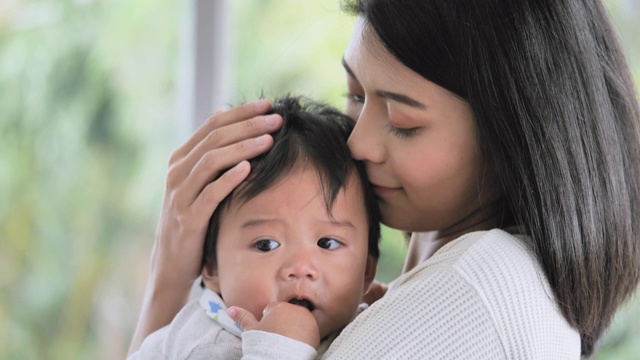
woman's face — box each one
[344,17,499,233]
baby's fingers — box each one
[254,302,320,348]
[227,306,258,332]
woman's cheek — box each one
[345,103,362,122]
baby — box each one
[129,95,381,359]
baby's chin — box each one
[318,305,364,339]
[316,314,355,340]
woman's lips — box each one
[371,183,402,196]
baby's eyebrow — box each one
[240,218,356,230]
[321,219,357,230]
[240,218,282,229]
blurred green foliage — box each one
[0,0,638,358]
[0,0,178,358]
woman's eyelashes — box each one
[345,92,365,105]
[385,123,420,138]
[346,92,420,138]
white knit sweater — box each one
[242,229,581,359]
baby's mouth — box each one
[288,297,316,312]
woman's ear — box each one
[201,263,221,293]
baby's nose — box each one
[281,248,318,281]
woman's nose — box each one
[347,111,385,164]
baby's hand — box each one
[228,302,320,349]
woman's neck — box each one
[402,202,508,274]
[402,232,440,273]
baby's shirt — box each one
[128,289,243,360]
[199,288,243,337]
[128,288,341,360]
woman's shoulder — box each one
[446,228,539,277]
[396,229,553,305]
[326,229,579,358]
[385,228,581,358]
[410,229,540,276]
[395,229,537,286]
[441,229,552,302]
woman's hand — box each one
[228,303,321,349]
[128,100,283,355]
[152,99,283,304]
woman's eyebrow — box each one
[375,90,426,110]
[342,57,426,111]
[342,57,357,80]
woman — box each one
[129,0,640,358]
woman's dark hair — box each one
[202,95,381,273]
[344,0,640,355]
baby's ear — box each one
[201,264,221,293]
[363,255,378,292]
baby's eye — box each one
[317,238,343,250]
[253,239,280,252]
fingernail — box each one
[232,161,248,173]
[227,307,238,318]
[255,135,268,146]
[265,115,279,127]
[255,99,270,111]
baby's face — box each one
[203,165,375,339]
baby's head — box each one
[201,95,380,339]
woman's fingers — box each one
[174,134,274,210]
[155,100,281,279]
[173,100,272,160]
[190,134,275,192]
[167,110,283,193]
[130,101,280,355]
[180,114,282,182]
[190,160,251,224]
[161,162,251,281]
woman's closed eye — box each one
[345,92,365,105]
[317,237,343,250]
[385,123,420,138]
[253,239,280,252]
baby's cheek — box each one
[251,305,265,321]
[222,286,269,322]
[238,296,270,322]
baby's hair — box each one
[202,95,381,273]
